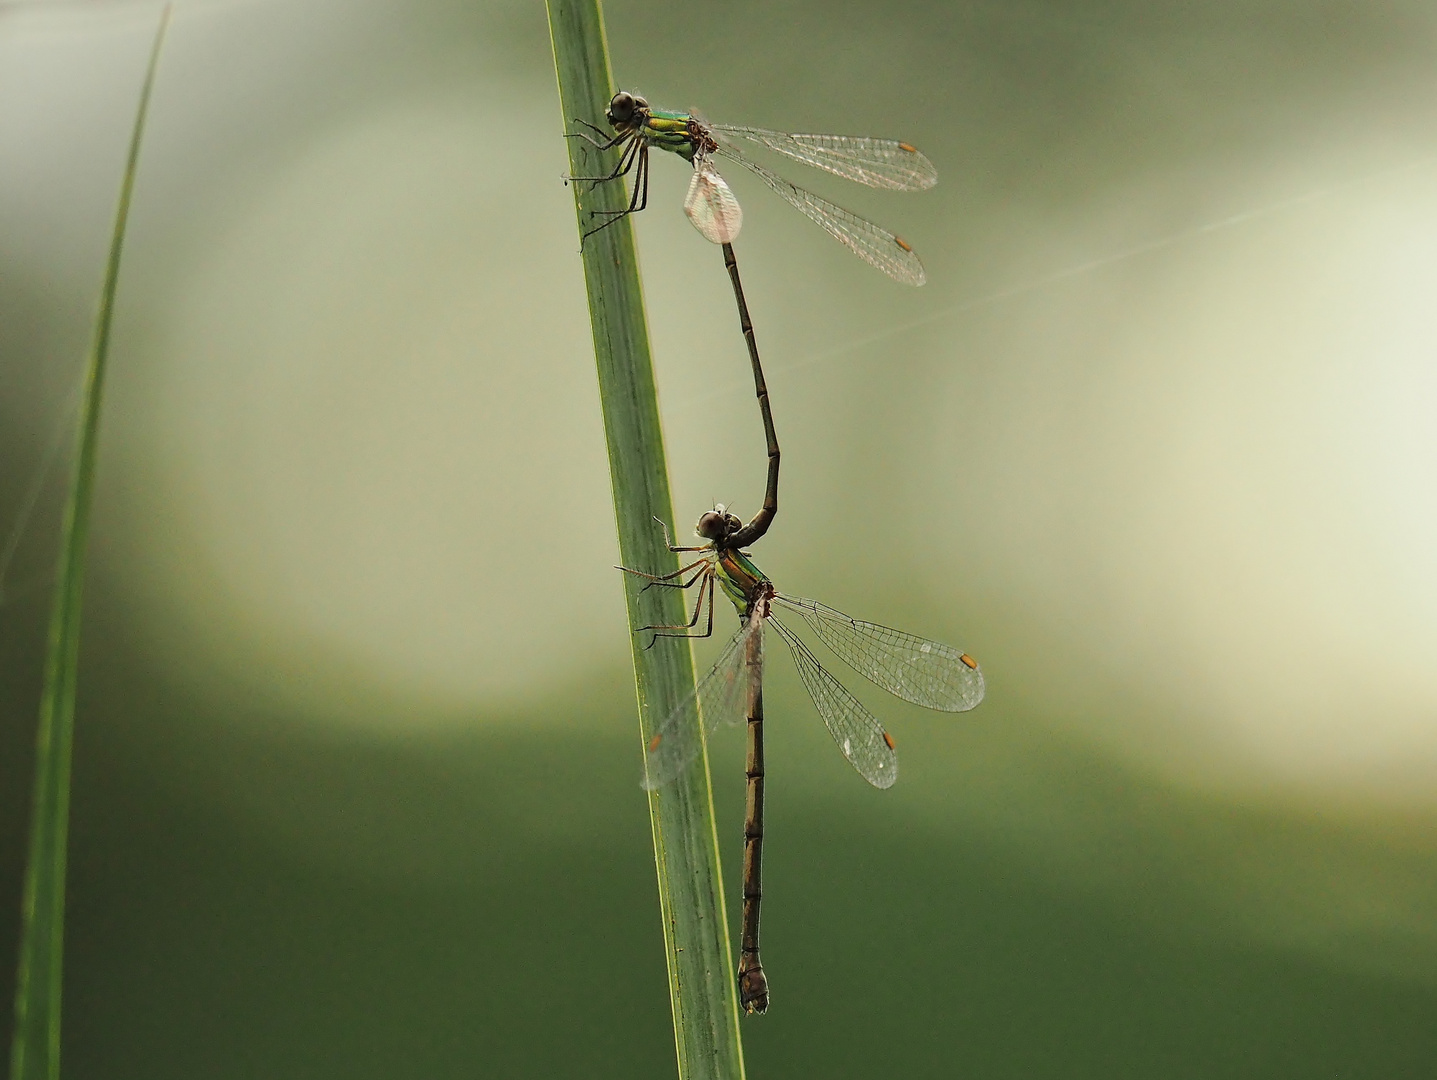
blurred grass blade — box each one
[545,3,747,1078]
[8,9,170,1079]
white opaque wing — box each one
[712,125,938,191]
[683,159,743,244]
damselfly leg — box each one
[619,556,712,592]
[565,125,652,242]
[564,116,625,150]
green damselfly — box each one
[622,506,985,1014]
[568,91,937,285]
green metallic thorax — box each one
[716,547,769,615]
[638,108,699,162]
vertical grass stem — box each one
[545,3,747,1078]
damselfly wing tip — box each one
[891,235,928,286]
[896,143,939,189]
[639,736,668,792]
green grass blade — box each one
[545,4,747,1078]
[8,9,171,1079]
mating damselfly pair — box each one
[569,90,983,1015]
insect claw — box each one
[651,515,676,548]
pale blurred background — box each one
[2,0,1436,1076]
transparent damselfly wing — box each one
[641,613,760,790]
[769,616,898,789]
[708,138,927,285]
[710,126,937,192]
[773,594,985,713]
[684,156,744,243]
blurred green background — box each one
[4,0,1437,1076]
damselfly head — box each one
[695,510,729,540]
[606,91,647,128]
[695,507,742,541]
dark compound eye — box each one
[608,91,634,120]
[696,511,728,539]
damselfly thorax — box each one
[607,93,718,162]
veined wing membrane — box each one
[712,142,927,286]
[712,126,937,191]
[774,594,985,713]
[770,616,897,789]
[684,157,744,243]
[641,615,758,790]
